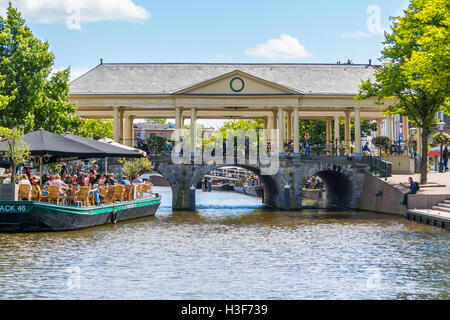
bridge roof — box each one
[70,63,379,96]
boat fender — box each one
[111,209,118,224]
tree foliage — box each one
[146,119,167,124]
[0,4,84,134]
[119,157,154,179]
[372,136,392,154]
[357,0,450,184]
[0,127,29,183]
[77,119,113,140]
[431,132,450,147]
[147,135,167,155]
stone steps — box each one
[432,206,450,213]
[444,200,450,204]
[437,203,450,209]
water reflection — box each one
[0,186,448,300]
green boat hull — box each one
[0,197,161,232]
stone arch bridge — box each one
[152,156,371,211]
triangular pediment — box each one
[172,70,303,95]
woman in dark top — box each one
[443,145,448,172]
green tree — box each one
[146,119,167,124]
[147,136,167,155]
[219,119,264,137]
[119,157,154,179]
[357,0,450,184]
[0,127,29,183]
[0,4,84,134]
[77,119,113,140]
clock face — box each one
[230,77,245,92]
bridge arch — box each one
[300,163,356,208]
[192,164,280,208]
[153,160,281,210]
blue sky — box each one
[1,0,411,81]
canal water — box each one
[0,186,448,300]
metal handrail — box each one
[367,155,389,181]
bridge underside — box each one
[153,157,368,211]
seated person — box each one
[402,177,419,205]
[42,175,55,195]
[133,174,144,184]
[109,173,118,185]
[104,175,115,186]
[51,174,68,196]
[2,174,11,184]
[18,174,31,186]
[77,174,90,187]
[91,173,103,186]
[64,176,73,186]
[30,175,40,185]
[120,176,131,185]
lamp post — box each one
[436,122,446,173]
[409,127,418,157]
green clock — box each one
[230,77,245,92]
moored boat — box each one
[0,196,161,232]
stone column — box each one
[326,119,332,143]
[354,108,361,153]
[113,106,120,142]
[377,119,382,137]
[334,116,340,143]
[119,109,124,143]
[278,107,285,155]
[175,107,182,146]
[287,110,293,141]
[387,115,393,140]
[129,116,134,147]
[344,111,351,148]
[123,115,131,147]
[293,107,300,155]
[403,116,409,142]
[267,115,273,143]
[190,107,197,156]
[273,109,278,130]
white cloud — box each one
[1,0,150,27]
[339,30,371,39]
[245,34,311,61]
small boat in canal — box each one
[0,195,161,232]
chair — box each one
[98,187,108,204]
[66,187,79,206]
[48,185,65,205]
[19,184,31,201]
[135,184,142,199]
[33,185,48,203]
[31,185,40,202]
[141,184,152,196]
[114,185,125,202]
[77,186,91,207]
[105,185,116,204]
[124,185,134,201]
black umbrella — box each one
[63,133,143,174]
[0,128,105,164]
[63,133,142,158]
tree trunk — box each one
[11,164,16,184]
[420,127,429,185]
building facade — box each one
[69,62,399,154]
